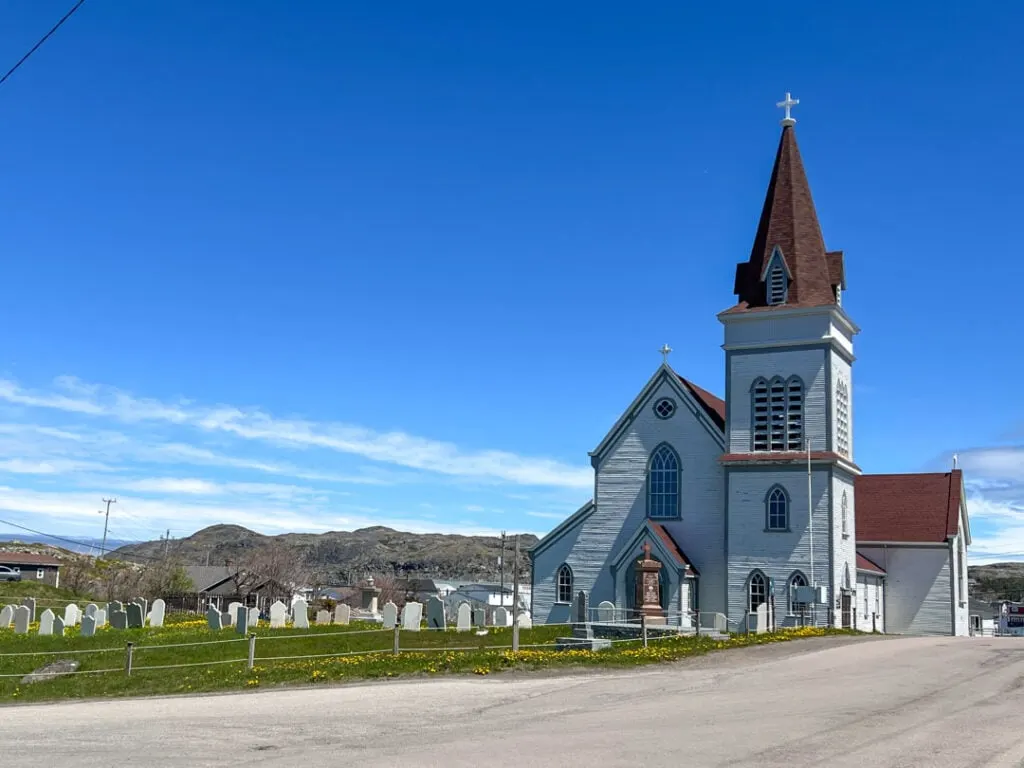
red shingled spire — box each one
[731,125,844,311]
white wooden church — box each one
[529,97,971,636]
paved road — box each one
[5,635,1024,767]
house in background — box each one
[181,565,300,612]
[0,552,63,587]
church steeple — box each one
[731,117,845,311]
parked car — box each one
[0,565,21,582]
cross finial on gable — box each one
[659,344,672,364]
[641,540,652,560]
[776,92,799,127]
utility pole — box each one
[512,534,520,650]
[162,529,171,560]
[499,531,506,607]
[98,498,116,559]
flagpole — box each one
[807,438,814,627]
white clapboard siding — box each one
[859,545,952,635]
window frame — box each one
[836,378,850,456]
[751,376,804,453]
[653,397,676,420]
[764,484,790,532]
[36,568,44,580]
[555,564,573,604]
[748,570,768,613]
[647,442,681,520]
[841,490,850,538]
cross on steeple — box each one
[777,92,799,127]
[659,344,673,364]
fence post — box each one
[247,633,257,670]
[393,625,400,655]
[641,614,648,648]
[124,642,134,677]
[695,611,701,637]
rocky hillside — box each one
[969,562,1024,604]
[112,525,539,584]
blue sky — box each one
[0,2,1021,561]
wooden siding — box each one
[722,311,854,359]
[533,377,727,624]
[726,468,832,629]
[858,545,953,635]
[831,470,857,627]
[830,350,853,458]
[951,533,969,636]
[728,348,828,454]
[855,573,884,632]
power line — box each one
[0,515,161,563]
[0,0,89,89]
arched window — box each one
[836,378,850,456]
[647,443,680,519]
[753,376,804,452]
[788,571,808,615]
[841,491,849,538]
[843,563,852,591]
[556,564,573,604]
[748,571,767,612]
[766,485,789,531]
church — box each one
[529,97,972,637]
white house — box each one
[529,101,971,637]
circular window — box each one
[654,398,676,419]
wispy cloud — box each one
[0,377,592,490]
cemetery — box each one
[0,589,849,703]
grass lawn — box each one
[0,582,86,610]
[0,612,857,704]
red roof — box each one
[0,552,62,566]
[649,523,700,576]
[677,376,725,430]
[729,126,842,312]
[856,552,886,575]
[856,471,963,543]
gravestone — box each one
[64,603,80,627]
[134,598,148,617]
[493,607,509,627]
[248,606,259,627]
[316,609,331,625]
[0,604,13,628]
[80,614,97,637]
[236,607,250,635]
[381,601,398,630]
[38,608,55,636]
[517,611,532,629]
[107,601,122,619]
[206,605,223,630]
[227,602,242,627]
[425,597,446,630]
[221,611,232,628]
[95,609,107,628]
[85,603,98,619]
[53,616,65,637]
[401,601,422,631]
[573,591,589,624]
[472,607,486,627]
[21,597,36,622]
[269,601,287,628]
[233,604,247,627]
[149,599,166,628]
[111,609,128,630]
[21,659,79,685]
[292,599,309,629]
[754,602,769,635]
[597,601,615,622]
[456,602,471,632]
[334,604,350,625]
[14,605,31,634]
[126,603,144,629]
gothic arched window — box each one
[556,564,573,604]
[752,376,804,452]
[836,378,850,456]
[766,485,789,531]
[748,571,767,612]
[841,491,849,538]
[647,443,680,519]
[788,571,808,615]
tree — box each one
[141,560,194,597]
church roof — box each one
[856,552,886,575]
[677,376,725,430]
[728,125,842,312]
[649,523,699,575]
[856,471,964,543]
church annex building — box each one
[529,102,971,637]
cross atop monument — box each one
[777,92,799,127]
[659,344,672,364]
[641,540,652,560]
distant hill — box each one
[112,525,540,583]
[0,534,137,556]
[970,562,1024,604]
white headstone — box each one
[38,608,55,636]
[382,601,398,629]
[248,606,259,627]
[597,600,615,622]
[269,601,287,629]
[401,601,423,631]
[292,599,309,629]
[0,605,13,628]
[493,607,509,627]
[755,602,769,635]
[517,611,532,629]
[84,603,98,619]
[456,602,471,632]
[227,602,242,626]
[334,604,350,625]
[95,608,107,628]
[13,605,31,634]
[64,603,80,626]
[316,609,331,625]
[149,598,166,628]
[80,614,97,637]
